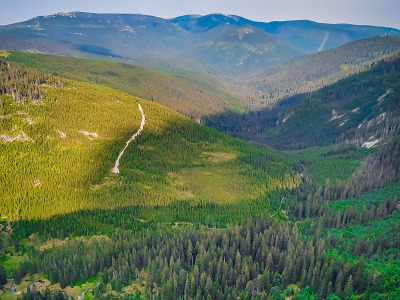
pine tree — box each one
[343,275,354,298]
[0,262,7,286]
[184,274,190,300]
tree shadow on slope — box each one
[9,190,285,240]
[202,92,309,150]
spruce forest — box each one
[0,10,399,300]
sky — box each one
[1,0,400,29]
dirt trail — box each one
[111,102,145,174]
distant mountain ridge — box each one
[1,12,399,75]
[171,14,400,53]
[181,25,301,74]
[236,36,400,104]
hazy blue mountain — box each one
[257,20,400,53]
[182,24,301,74]
[171,14,251,32]
[0,12,191,58]
[172,14,400,53]
[1,12,399,75]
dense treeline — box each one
[22,217,368,299]
[333,136,400,199]
[0,59,63,103]
[278,135,400,222]
[294,135,400,203]
[20,289,68,300]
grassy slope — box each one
[6,52,246,119]
[0,64,299,223]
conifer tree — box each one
[0,262,7,286]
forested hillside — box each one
[0,52,399,299]
[5,52,246,120]
[232,36,400,106]
[206,52,400,149]
[6,37,400,123]
[181,25,301,74]
[0,58,300,222]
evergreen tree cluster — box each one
[0,59,63,104]
[21,215,382,299]
[21,289,68,300]
[308,136,400,201]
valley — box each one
[0,10,399,300]
[206,52,400,150]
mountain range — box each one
[1,12,399,74]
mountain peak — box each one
[54,12,77,18]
